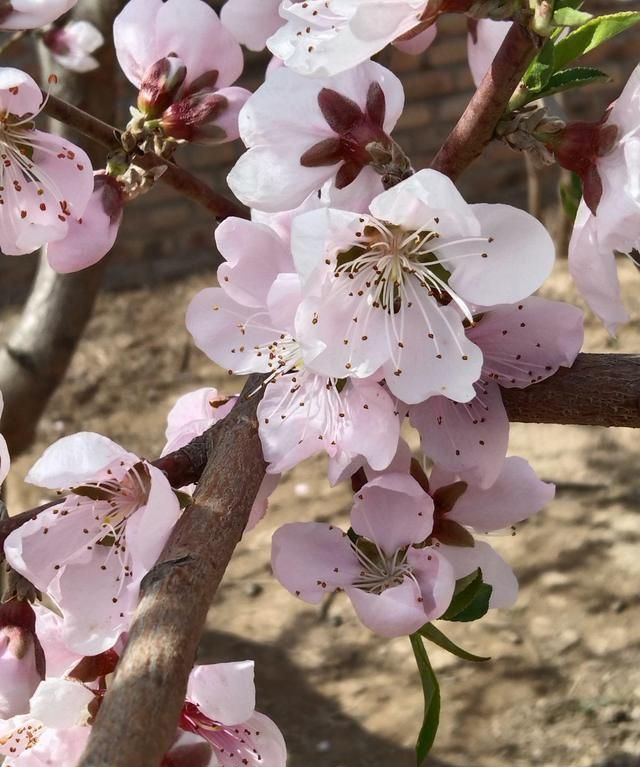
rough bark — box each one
[431,22,540,179]
[502,353,640,427]
[77,375,267,767]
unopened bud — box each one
[160,87,247,145]
[530,0,554,35]
[138,55,187,118]
[543,118,618,213]
[0,600,45,718]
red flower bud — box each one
[138,55,187,118]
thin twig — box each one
[42,93,249,221]
[0,29,28,57]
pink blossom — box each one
[0,678,93,764]
[429,458,555,607]
[466,19,511,86]
[114,0,250,144]
[42,20,104,73]
[568,64,640,333]
[0,390,9,485]
[272,473,456,636]
[162,387,279,529]
[4,432,181,655]
[220,0,282,51]
[227,61,405,212]
[292,169,555,404]
[0,68,93,256]
[32,606,81,679]
[46,174,124,273]
[186,217,401,478]
[2,726,90,767]
[0,0,77,30]
[267,0,430,77]
[179,662,287,767]
[409,297,584,487]
[0,601,44,719]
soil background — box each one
[3,259,640,767]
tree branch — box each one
[42,93,249,221]
[431,22,540,179]
[77,374,267,767]
[502,353,640,427]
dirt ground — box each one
[4,257,640,767]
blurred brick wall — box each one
[0,0,638,306]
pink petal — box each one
[29,679,93,729]
[186,288,282,375]
[409,380,509,489]
[187,661,255,726]
[25,432,132,489]
[46,175,123,273]
[246,472,280,531]
[369,169,479,239]
[469,297,584,387]
[271,522,360,603]
[0,0,77,30]
[4,505,101,594]
[163,388,236,456]
[125,465,181,573]
[351,474,433,555]
[393,24,437,55]
[447,456,555,532]
[3,726,90,766]
[51,552,134,655]
[568,200,630,334]
[0,68,43,115]
[33,605,80,678]
[444,203,555,306]
[345,580,428,637]
[220,0,283,51]
[467,20,511,87]
[407,546,457,619]
[216,218,294,308]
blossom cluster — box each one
[0,0,638,764]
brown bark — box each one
[502,353,640,427]
[431,23,540,179]
[77,375,267,767]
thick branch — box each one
[502,353,640,427]
[78,375,267,767]
[431,22,540,179]
[42,93,249,221]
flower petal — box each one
[271,522,359,603]
[187,661,255,726]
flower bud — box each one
[161,87,249,145]
[138,55,187,118]
[543,118,618,213]
[0,599,45,718]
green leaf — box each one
[523,39,556,93]
[450,582,492,622]
[553,7,593,27]
[554,12,640,70]
[441,568,493,623]
[441,568,483,619]
[539,66,611,99]
[420,623,491,663]
[410,634,441,766]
